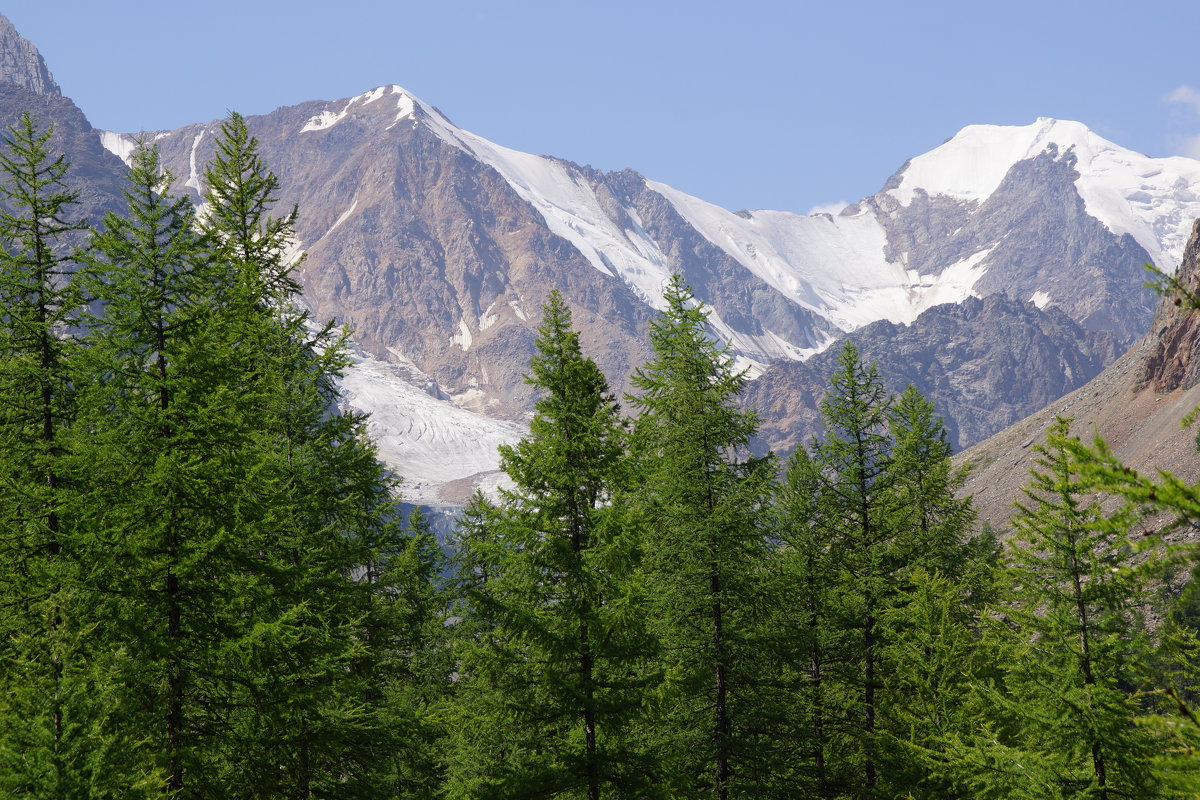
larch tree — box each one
[768,445,850,798]
[0,113,93,797]
[628,275,775,800]
[875,384,996,796]
[807,342,898,798]
[986,418,1162,800]
[445,291,655,799]
[72,140,234,797]
[195,111,413,798]
[774,351,994,799]
[885,385,978,580]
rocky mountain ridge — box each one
[0,15,58,97]
[101,84,1200,500]
[746,293,1117,453]
[958,218,1200,529]
[1,14,1198,505]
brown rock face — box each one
[0,82,127,231]
[149,98,655,420]
[745,294,1113,454]
[0,14,60,96]
[957,217,1200,529]
[1137,218,1200,393]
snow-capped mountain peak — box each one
[298,84,442,134]
[889,117,1200,269]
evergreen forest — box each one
[3,112,1200,799]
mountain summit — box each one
[0,14,60,96]
[0,7,1195,505]
[96,83,1200,503]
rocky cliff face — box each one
[0,15,59,97]
[958,219,1200,529]
[1137,218,1200,393]
[0,84,127,222]
[871,145,1157,348]
[746,294,1115,453]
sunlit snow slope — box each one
[104,87,1200,502]
[888,117,1200,270]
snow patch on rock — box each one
[183,130,205,194]
[338,347,526,505]
[452,318,473,350]
[98,130,138,166]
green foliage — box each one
[70,138,230,797]
[0,112,97,797]
[767,445,852,797]
[445,291,654,799]
[984,418,1163,799]
[629,275,775,799]
[0,114,431,798]
[887,386,978,579]
[799,343,899,797]
[192,113,416,797]
[774,345,989,799]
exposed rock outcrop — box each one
[0,83,127,235]
[957,218,1200,529]
[0,15,60,96]
[151,102,656,419]
[746,294,1114,454]
[1137,218,1200,393]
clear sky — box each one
[4,0,1199,215]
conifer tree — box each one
[376,507,453,798]
[876,567,993,798]
[70,121,416,796]
[874,385,996,795]
[629,275,774,800]
[72,140,234,796]
[768,446,851,798]
[985,418,1162,799]
[445,291,654,799]
[194,112,413,797]
[0,113,93,796]
[808,342,898,797]
[887,385,977,580]
[781,348,988,798]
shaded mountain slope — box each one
[746,293,1115,454]
[957,219,1200,529]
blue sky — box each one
[5,1,1200,214]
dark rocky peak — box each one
[1137,218,1200,393]
[0,14,60,96]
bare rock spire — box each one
[0,14,61,96]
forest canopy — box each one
[0,112,1197,799]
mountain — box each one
[0,16,126,235]
[122,95,1200,371]
[92,86,1200,501]
[958,218,1200,529]
[0,8,1189,504]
